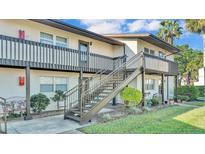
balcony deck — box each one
[0,35,178,76]
[144,53,178,76]
[0,35,124,73]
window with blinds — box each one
[144,48,155,55]
[40,77,54,92]
[145,79,155,90]
[56,36,68,48]
[40,76,68,92]
[40,32,53,45]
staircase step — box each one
[64,114,81,122]
[70,109,89,115]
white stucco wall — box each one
[194,67,205,86]
[0,67,83,111]
[0,19,123,58]
[109,37,175,102]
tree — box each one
[185,19,205,99]
[175,44,203,86]
[157,20,183,45]
[30,93,50,113]
[51,90,66,110]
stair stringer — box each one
[80,69,142,123]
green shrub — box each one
[195,86,204,97]
[196,97,205,101]
[177,86,199,101]
[151,95,162,106]
[51,90,66,110]
[145,99,152,107]
[120,87,142,106]
[178,95,190,102]
[30,93,50,113]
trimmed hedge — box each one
[178,95,190,102]
[177,86,199,101]
[195,86,204,97]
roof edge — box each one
[105,33,180,52]
[29,19,124,46]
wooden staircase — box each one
[64,52,143,123]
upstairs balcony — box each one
[144,53,178,76]
[0,35,124,73]
[0,35,178,76]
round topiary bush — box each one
[120,87,142,107]
[30,93,50,113]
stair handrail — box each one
[81,51,143,97]
[64,55,125,96]
[0,97,7,134]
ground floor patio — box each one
[4,102,205,134]
[6,107,114,134]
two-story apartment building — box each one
[105,34,179,103]
[0,19,179,122]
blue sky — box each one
[61,19,203,51]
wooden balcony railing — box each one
[0,35,124,72]
[0,35,178,75]
[144,53,178,75]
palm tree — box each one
[157,20,183,45]
[185,19,205,100]
[185,19,205,63]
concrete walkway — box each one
[7,115,91,134]
[7,107,115,134]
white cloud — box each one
[80,19,161,34]
[80,19,126,34]
[146,20,161,31]
[128,20,161,32]
[128,20,146,32]
[178,20,192,38]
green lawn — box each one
[80,105,205,134]
[185,101,205,107]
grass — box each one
[185,101,205,107]
[80,105,205,134]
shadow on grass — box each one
[79,105,205,134]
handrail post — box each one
[79,67,83,118]
[4,99,7,134]
[0,97,7,134]
[25,65,32,120]
[161,73,165,104]
[141,53,145,107]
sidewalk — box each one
[7,115,91,134]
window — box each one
[144,48,155,55]
[145,79,155,90]
[40,77,54,92]
[40,32,53,45]
[144,48,149,53]
[56,36,68,48]
[150,50,155,55]
[159,51,165,59]
[55,77,67,91]
[40,77,68,92]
